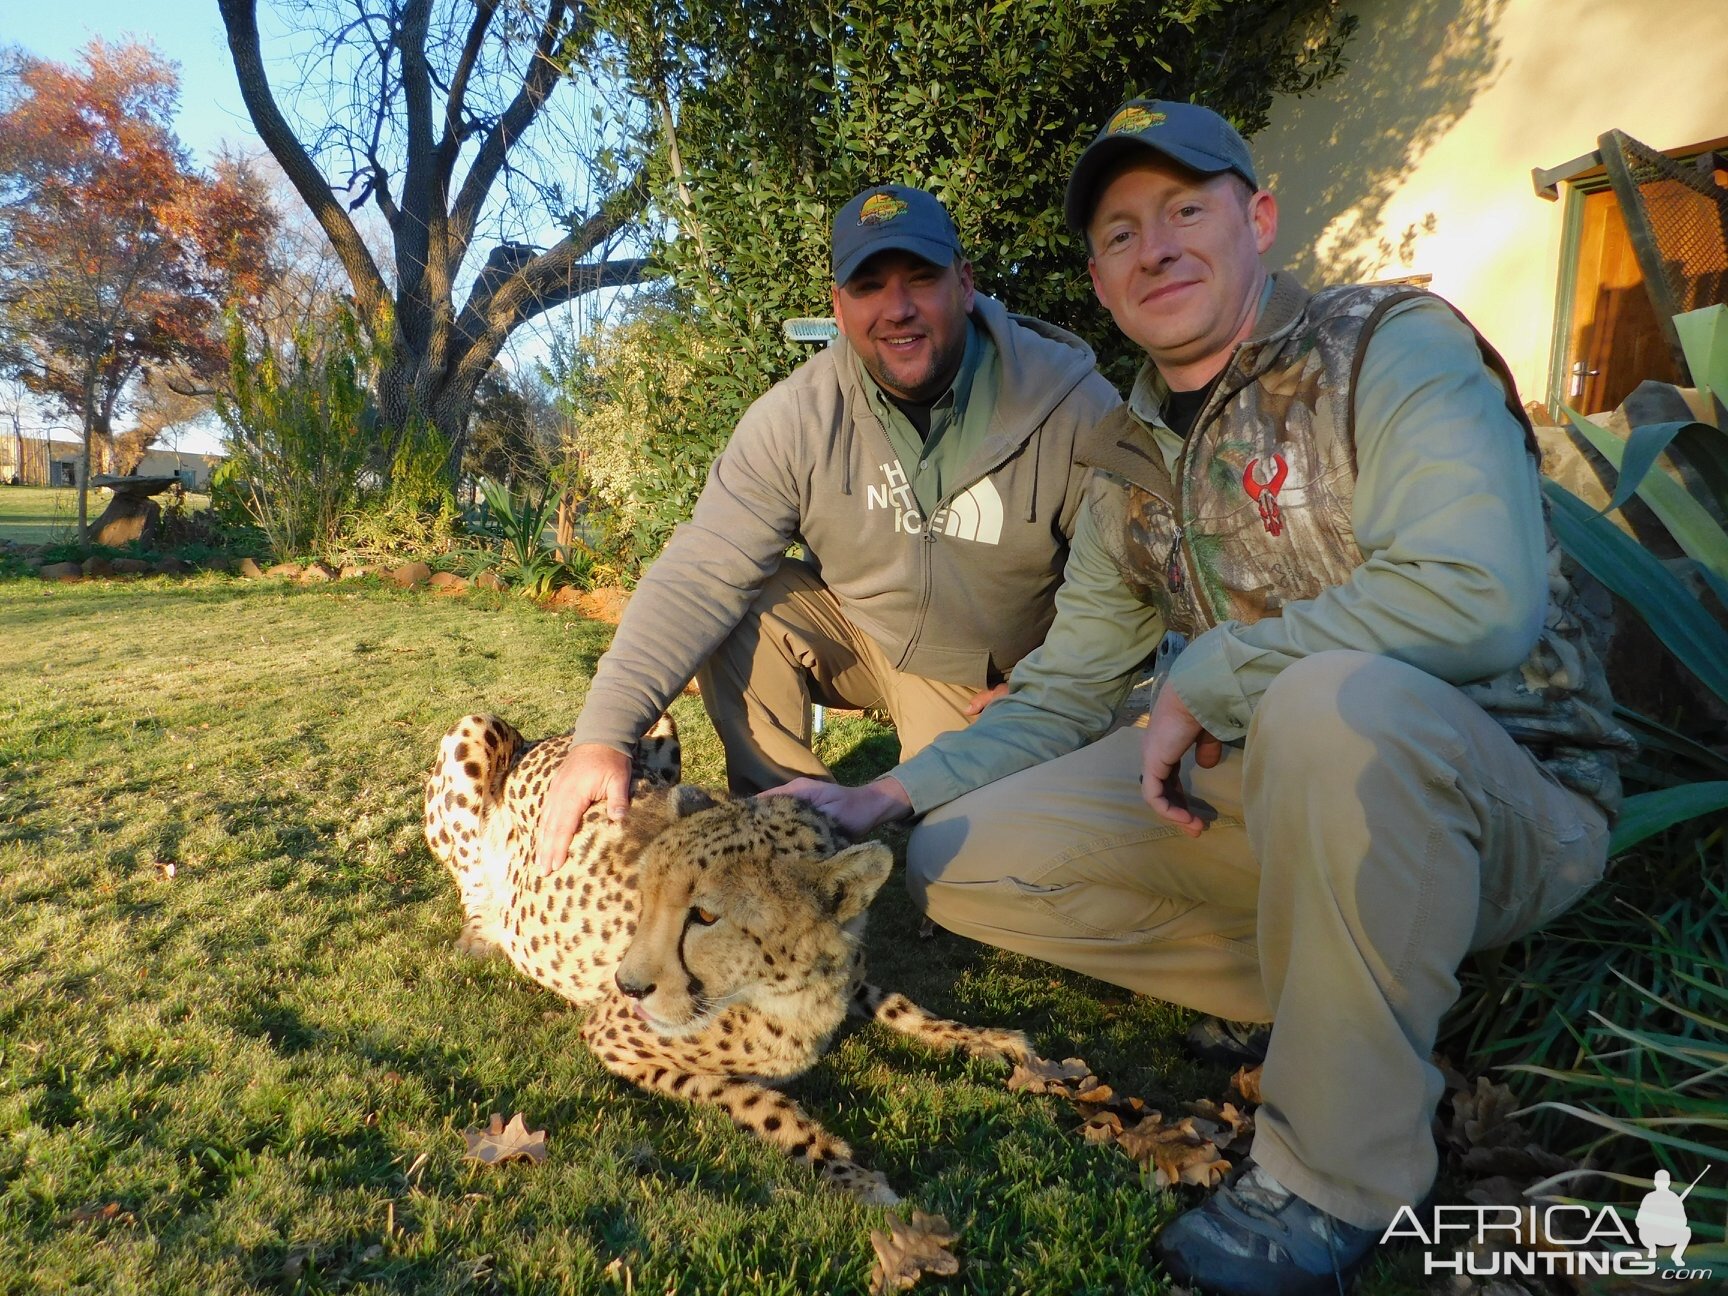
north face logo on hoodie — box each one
[867,462,1003,545]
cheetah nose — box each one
[614,971,655,1000]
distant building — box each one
[136,447,224,491]
[1,437,224,489]
[0,436,82,487]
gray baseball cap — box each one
[1064,99,1259,233]
[831,185,964,285]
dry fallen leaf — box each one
[1005,1055,1097,1097]
[1230,1065,1262,1106]
[1115,1114,1232,1189]
[462,1112,547,1166]
[153,859,176,880]
[67,1201,135,1226]
[1187,1099,1254,1150]
[1081,1111,1125,1144]
[1449,1077,1524,1154]
[869,1211,960,1294]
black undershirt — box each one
[1161,380,1215,440]
[885,392,936,439]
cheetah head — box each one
[612,791,892,1037]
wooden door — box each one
[1558,186,1680,416]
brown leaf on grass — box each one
[67,1201,135,1226]
[869,1211,960,1293]
[1449,1078,1525,1154]
[1230,1065,1262,1106]
[1005,1055,1097,1097]
[462,1112,547,1166]
[1187,1099,1254,1150]
[1115,1114,1232,1189]
[1081,1111,1125,1144]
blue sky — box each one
[9,3,262,166]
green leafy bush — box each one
[574,1,1355,573]
[215,310,377,559]
[216,307,459,562]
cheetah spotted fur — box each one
[424,713,1034,1204]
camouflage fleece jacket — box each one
[892,274,1635,816]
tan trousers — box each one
[695,558,982,795]
[905,650,1610,1229]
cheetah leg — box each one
[426,715,524,957]
[852,983,1034,1066]
[585,1030,898,1205]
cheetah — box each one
[424,713,1034,1204]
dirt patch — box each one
[545,585,632,624]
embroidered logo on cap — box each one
[1107,106,1165,135]
[858,192,909,225]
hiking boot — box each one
[1186,1016,1272,1068]
[1156,1162,1382,1296]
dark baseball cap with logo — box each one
[1064,99,1259,233]
[831,185,965,285]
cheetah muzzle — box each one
[425,713,1034,1205]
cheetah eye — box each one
[691,906,719,926]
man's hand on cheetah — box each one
[763,776,914,837]
[536,743,633,874]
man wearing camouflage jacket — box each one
[776,100,1634,1296]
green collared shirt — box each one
[857,319,1000,518]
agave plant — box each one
[1543,302,1728,848]
[475,475,592,596]
[1446,306,1728,1262]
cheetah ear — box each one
[666,785,717,818]
[821,842,893,924]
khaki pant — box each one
[906,650,1610,1229]
[695,558,982,795]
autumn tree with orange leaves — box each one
[0,40,276,541]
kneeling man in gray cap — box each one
[537,183,1119,871]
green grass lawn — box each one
[0,576,1432,1295]
[0,485,85,543]
[0,485,211,545]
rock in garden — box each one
[473,569,506,591]
[82,556,114,577]
[154,557,189,575]
[339,564,369,580]
[300,562,337,582]
[388,561,433,588]
[39,562,82,582]
[265,562,302,579]
[238,557,264,579]
[112,558,152,575]
[429,571,468,592]
[90,495,160,548]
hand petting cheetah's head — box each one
[612,791,892,1037]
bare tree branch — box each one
[217,0,388,320]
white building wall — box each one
[1254,0,1728,400]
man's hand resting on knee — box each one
[536,743,633,874]
[1141,684,1223,839]
[763,776,914,837]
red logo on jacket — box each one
[1242,455,1289,536]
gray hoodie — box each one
[570,292,1123,752]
